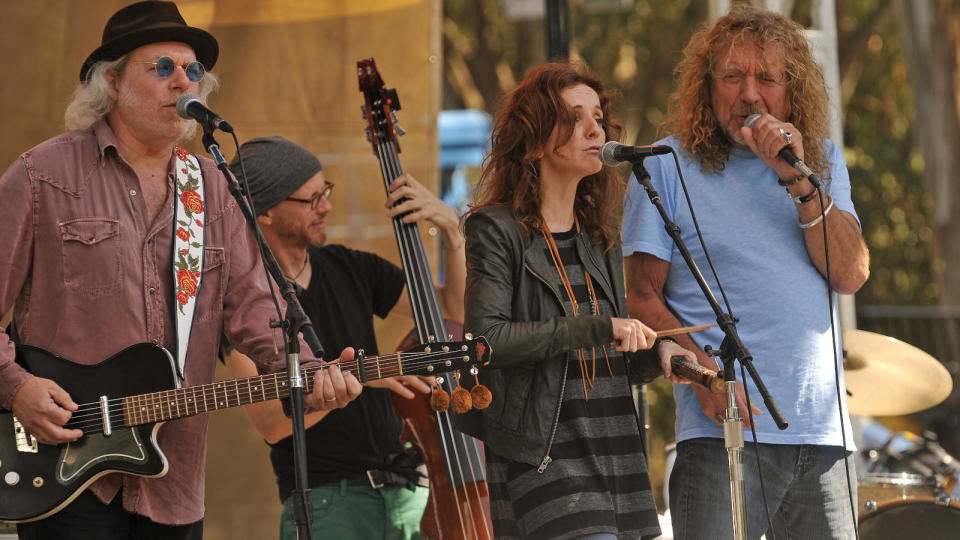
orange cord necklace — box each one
[541,218,613,399]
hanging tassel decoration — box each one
[451,372,473,413]
[429,376,450,412]
[469,366,492,409]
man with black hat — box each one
[221,136,465,540]
[0,3,359,539]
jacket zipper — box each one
[525,261,572,474]
[538,357,569,473]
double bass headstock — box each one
[357,58,404,151]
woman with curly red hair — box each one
[457,62,696,539]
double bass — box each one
[357,58,494,540]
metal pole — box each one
[545,0,570,61]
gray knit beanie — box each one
[229,136,323,215]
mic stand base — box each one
[723,381,749,540]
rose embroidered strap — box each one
[172,145,205,379]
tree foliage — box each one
[443,0,940,304]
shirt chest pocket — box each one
[195,246,226,322]
[58,218,121,296]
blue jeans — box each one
[669,438,857,540]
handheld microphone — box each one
[176,93,234,133]
[599,141,671,166]
[744,114,822,189]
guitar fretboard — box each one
[61,343,482,433]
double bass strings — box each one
[375,135,492,539]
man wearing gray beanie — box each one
[222,136,465,540]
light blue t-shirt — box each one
[622,135,856,449]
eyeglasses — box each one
[285,183,335,209]
[133,56,205,83]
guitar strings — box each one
[60,348,477,430]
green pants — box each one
[279,480,429,540]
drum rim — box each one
[859,495,960,520]
[859,472,932,486]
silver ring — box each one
[779,127,793,144]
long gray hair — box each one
[64,54,220,132]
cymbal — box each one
[843,329,952,416]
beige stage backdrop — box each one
[3,1,441,538]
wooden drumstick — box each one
[670,357,726,394]
[655,323,717,338]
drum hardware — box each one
[858,425,960,538]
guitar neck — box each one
[115,350,434,428]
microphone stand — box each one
[202,125,323,540]
[631,159,788,540]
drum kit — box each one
[843,329,960,538]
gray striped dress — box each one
[485,229,661,539]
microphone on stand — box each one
[176,93,234,133]
[599,141,672,166]
[744,113,822,189]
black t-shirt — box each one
[269,244,413,501]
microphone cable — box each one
[812,182,861,540]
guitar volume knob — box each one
[4,471,19,486]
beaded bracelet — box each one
[798,199,834,229]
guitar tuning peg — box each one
[427,335,436,343]
[395,126,406,136]
[464,333,473,340]
[360,105,367,119]
[364,127,372,142]
[448,334,454,340]
[390,112,398,123]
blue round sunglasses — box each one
[133,56,205,83]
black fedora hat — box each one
[79,1,219,82]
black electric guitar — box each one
[0,337,490,523]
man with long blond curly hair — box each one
[623,6,869,539]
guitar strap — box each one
[171,146,206,380]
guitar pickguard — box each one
[57,427,149,484]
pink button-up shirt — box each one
[0,119,314,524]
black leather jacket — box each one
[456,205,659,469]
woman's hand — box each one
[610,317,657,352]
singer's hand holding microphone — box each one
[741,113,823,189]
